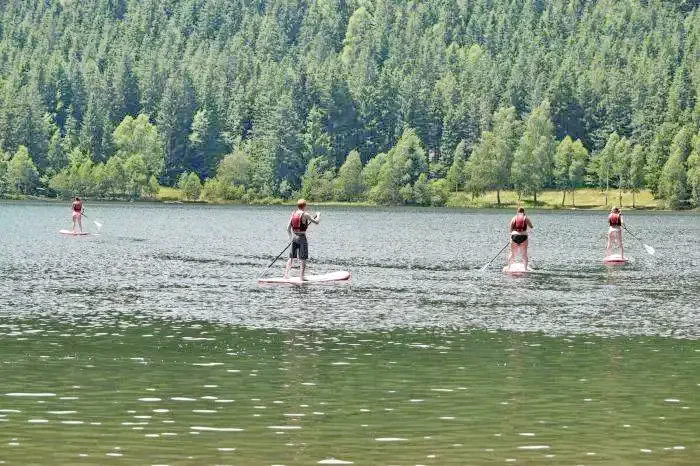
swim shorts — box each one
[290,234,308,260]
[511,234,528,245]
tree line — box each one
[0,0,698,208]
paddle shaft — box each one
[481,241,510,271]
[622,225,640,241]
[260,242,292,278]
[623,225,654,255]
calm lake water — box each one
[0,201,698,465]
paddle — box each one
[81,212,103,229]
[259,242,292,278]
[480,241,510,272]
[623,225,655,256]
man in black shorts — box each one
[284,199,320,280]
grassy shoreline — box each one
[443,188,661,210]
[159,187,668,211]
[5,188,695,211]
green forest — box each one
[0,0,698,208]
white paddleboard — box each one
[258,270,351,285]
[603,254,629,265]
[503,263,533,274]
[59,229,91,236]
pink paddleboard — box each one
[603,254,629,265]
[503,263,533,275]
[259,270,351,285]
[59,229,91,236]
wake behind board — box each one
[603,254,629,265]
[258,270,350,285]
[59,229,91,236]
[503,263,533,275]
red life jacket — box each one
[290,210,307,232]
[513,214,527,232]
[609,212,622,226]
[72,201,83,212]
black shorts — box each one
[511,234,528,245]
[290,235,308,260]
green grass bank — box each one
[157,187,662,211]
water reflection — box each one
[0,319,696,464]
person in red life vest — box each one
[284,199,320,280]
[508,207,534,269]
[71,197,84,233]
[606,206,624,258]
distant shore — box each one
[157,186,675,210]
[2,187,684,211]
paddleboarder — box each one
[508,207,534,270]
[284,199,320,281]
[606,206,624,259]
[71,197,84,233]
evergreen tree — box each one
[46,130,67,176]
[492,106,522,154]
[369,128,428,205]
[79,90,112,162]
[111,53,141,122]
[446,140,467,193]
[302,106,333,165]
[158,72,197,184]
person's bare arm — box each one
[526,218,534,229]
[305,212,320,224]
[287,218,293,238]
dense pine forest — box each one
[0,0,698,207]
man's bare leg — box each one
[284,258,293,279]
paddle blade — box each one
[643,244,655,255]
[94,220,103,229]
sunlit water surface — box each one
[0,202,698,464]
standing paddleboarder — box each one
[284,199,320,281]
[606,206,624,259]
[71,197,84,233]
[508,207,534,269]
